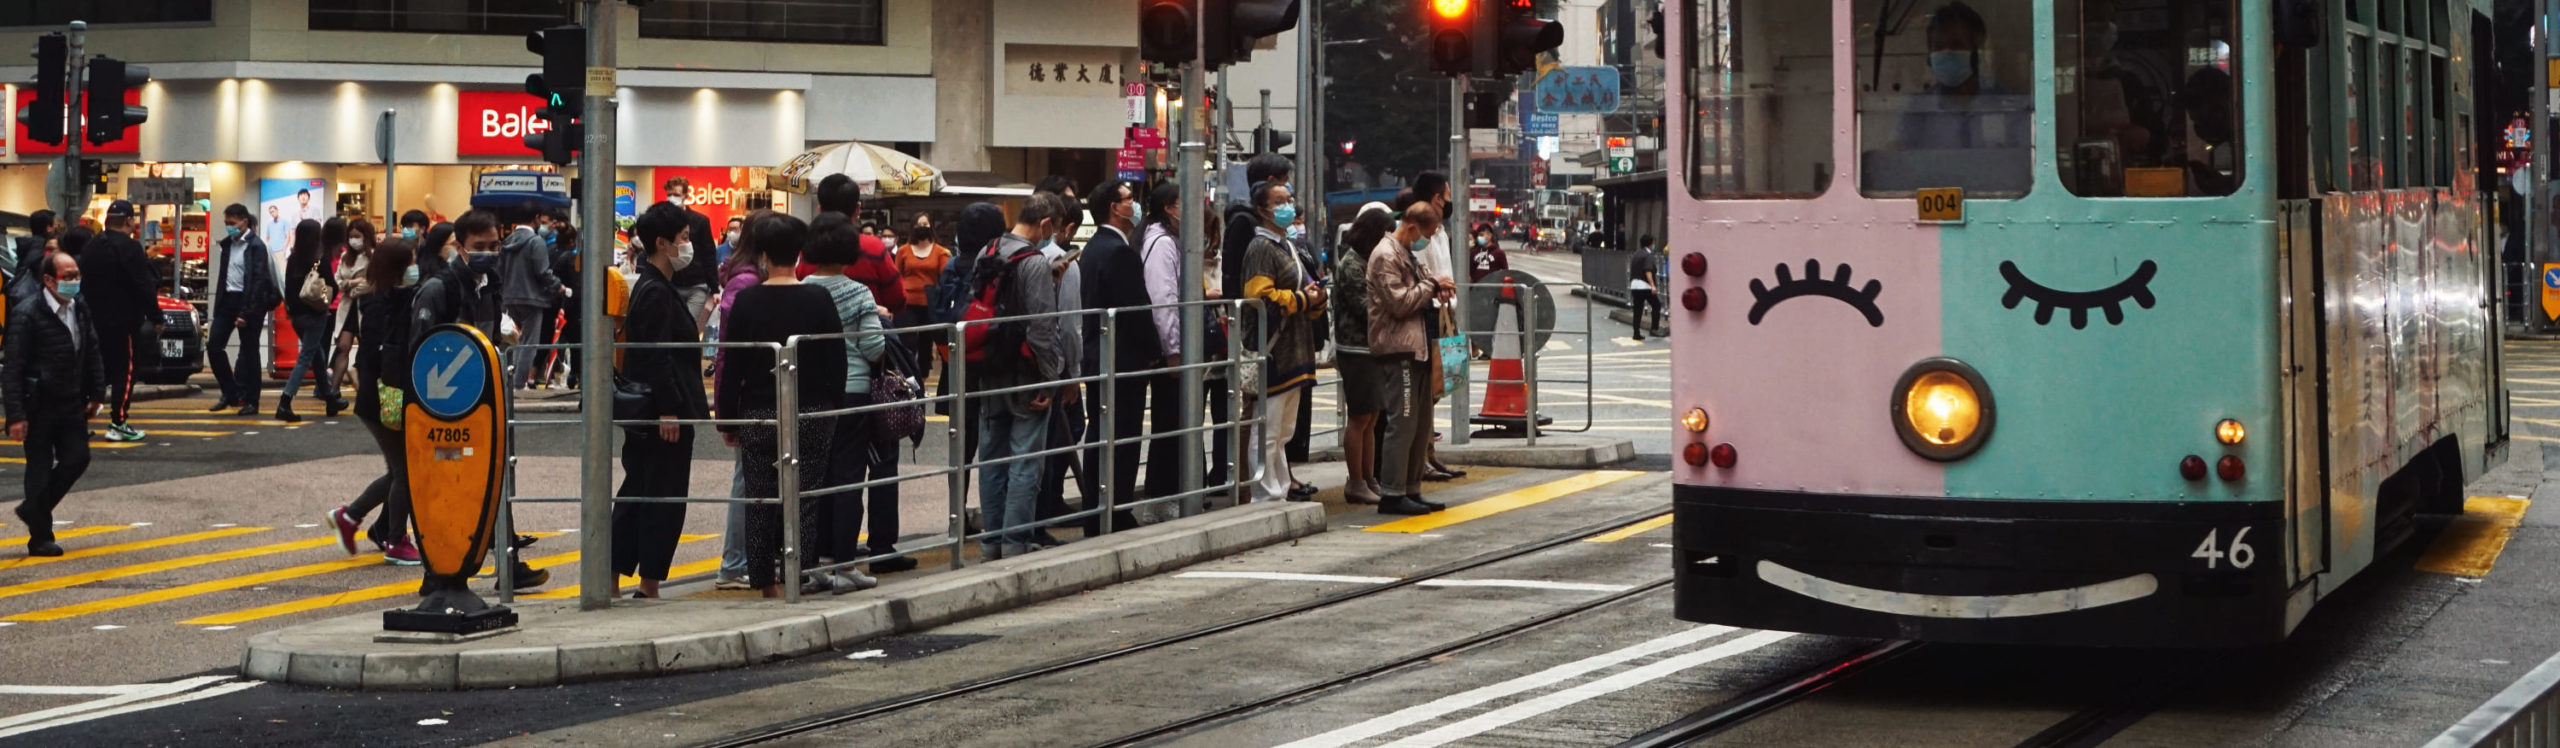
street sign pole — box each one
[576,0,620,611]
[1177,50,1208,517]
[377,109,397,228]
[1448,76,1472,446]
[1297,0,1322,256]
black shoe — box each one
[325,399,347,418]
[208,400,238,413]
[1289,482,1319,500]
[1030,531,1067,548]
[870,556,919,574]
[1414,496,1449,511]
[1378,495,1435,516]
[512,534,539,550]
[237,404,260,416]
[25,540,63,557]
[510,565,549,590]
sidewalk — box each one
[241,501,1325,690]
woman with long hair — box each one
[327,217,379,400]
[1368,203,1454,516]
[322,238,420,564]
[1135,182,1187,500]
[277,218,346,422]
[1238,181,1323,503]
[1331,203,1398,505]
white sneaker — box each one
[829,570,879,593]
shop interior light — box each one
[2216,419,2245,445]
[1681,408,1709,433]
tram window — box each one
[1687,0,1834,199]
[2056,0,2241,197]
[1854,0,2034,198]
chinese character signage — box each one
[1005,45,1134,98]
[1532,67,1621,114]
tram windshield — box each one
[1855,0,2036,197]
[1686,0,1833,199]
[2057,0,2243,197]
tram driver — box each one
[1871,1,2033,194]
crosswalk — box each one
[0,404,328,470]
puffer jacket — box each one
[1366,235,1435,363]
[497,226,560,309]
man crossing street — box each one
[209,204,282,414]
[6,252,106,557]
[76,200,163,441]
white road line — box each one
[1275,626,1739,748]
[0,685,145,696]
[1384,630,1798,747]
[0,680,261,739]
[0,675,232,730]
[1174,572,1632,593]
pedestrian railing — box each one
[2425,648,2560,748]
[1452,280,1600,447]
[493,298,1277,605]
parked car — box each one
[1,209,205,385]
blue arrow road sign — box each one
[2543,267,2559,289]
[411,329,490,420]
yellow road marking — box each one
[1367,471,1646,534]
[0,440,146,450]
[0,526,134,547]
[6,555,389,622]
[2417,497,2531,577]
[1585,514,1674,543]
[0,528,266,571]
[0,457,20,464]
[0,536,341,604]
[523,555,726,600]
[182,534,713,626]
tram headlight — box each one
[2216,419,2246,445]
[1682,408,1710,433]
[1891,358,1994,461]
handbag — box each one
[609,374,652,424]
[1434,307,1466,399]
[869,336,928,447]
[297,264,331,308]
[378,383,405,430]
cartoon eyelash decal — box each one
[1997,260,2159,329]
[1746,259,1884,327]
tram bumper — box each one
[1673,486,2290,647]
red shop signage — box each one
[12,88,140,155]
[456,90,554,157]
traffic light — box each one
[1486,0,1561,77]
[82,55,148,146]
[1252,125,1292,154]
[1204,0,1300,70]
[1140,0,1197,64]
[523,25,586,165]
[1647,8,1665,59]
[18,33,66,146]
[1425,0,1476,76]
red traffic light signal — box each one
[1425,0,1475,75]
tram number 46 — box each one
[2191,527,2256,570]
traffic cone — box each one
[1472,284,1549,433]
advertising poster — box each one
[614,181,636,263]
[261,178,329,374]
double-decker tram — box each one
[1666,0,2508,645]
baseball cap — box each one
[106,200,137,219]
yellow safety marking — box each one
[1,440,146,450]
[182,534,713,626]
[1367,471,1646,534]
[2417,497,2531,577]
[0,457,21,464]
[0,536,340,604]
[119,430,237,438]
[0,526,135,547]
[1584,514,1674,543]
[522,555,726,600]
[0,528,266,571]
[6,556,387,622]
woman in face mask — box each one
[328,217,380,403]
[322,239,423,565]
[277,219,347,422]
[1365,204,1454,516]
[1238,181,1324,504]
[1467,223,1508,283]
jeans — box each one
[206,294,265,407]
[819,397,901,562]
[720,465,747,580]
[976,405,1052,554]
[345,388,411,546]
[280,312,335,407]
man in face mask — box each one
[207,204,281,414]
[1891,2,2029,160]
[5,252,107,557]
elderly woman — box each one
[1238,181,1324,504]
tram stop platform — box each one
[1308,434,1635,470]
[237,501,1325,690]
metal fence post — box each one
[1228,299,1250,506]
[1098,312,1118,535]
[947,323,970,570]
[497,384,517,604]
[776,341,802,604]
[1522,286,1540,448]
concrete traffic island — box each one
[240,501,1327,690]
[1309,434,1635,470]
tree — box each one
[1323,0,1454,185]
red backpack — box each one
[961,246,1044,368]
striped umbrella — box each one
[768,141,947,197]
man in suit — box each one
[6,252,106,557]
[1075,179,1152,535]
[208,204,281,415]
[76,200,161,441]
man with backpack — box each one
[969,194,1071,560]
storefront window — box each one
[308,0,569,36]
[1855,0,2035,198]
[2,1,211,27]
[1686,0,1832,199]
[2056,0,2241,197]
[640,0,883,45]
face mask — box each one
[225,225,244,239]
[724,230,739,245]
[402,228,419,240]
[348,237,366,251]
[538,225,555,240]
[1928,51,1974,88]
[402,265,421,287]
[1474,236,1489,247]
[54,279,80,299]
[673,241,695,268]
[1273,204,1298,228]
[1409,238,1430,252]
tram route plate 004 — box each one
[1916,187,1965,224]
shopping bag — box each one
[1434,307,1466,396]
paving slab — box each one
[240,500,1325,689]
[1307,433,1635,469]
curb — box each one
[239,501,1326,690]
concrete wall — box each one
[988,0,1135,150]
[1217,28,1302,157]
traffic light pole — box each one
[1177,56,1207,517]
[1298,0,1321,256]
[49,21,89,219]
[576,0,619,612]
[1447,76,1472,446]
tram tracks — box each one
[693,507,1679,748]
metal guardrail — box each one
[2425,649,2560,748]
[1458,280,1598,447]
[492,298,1274,604]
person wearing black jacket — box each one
[208,205,281,414]
[77,201,162,442]
[5,209,52,287]
[410,213,550,589]
[275,219,345,422]
[1076,180,1151,535]
[324,240,422,566]
[545,218,584,388]
[664,176,720,336]
[5,252,105,557]
[614,202,711,598]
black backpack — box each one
[927,246,981,325]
